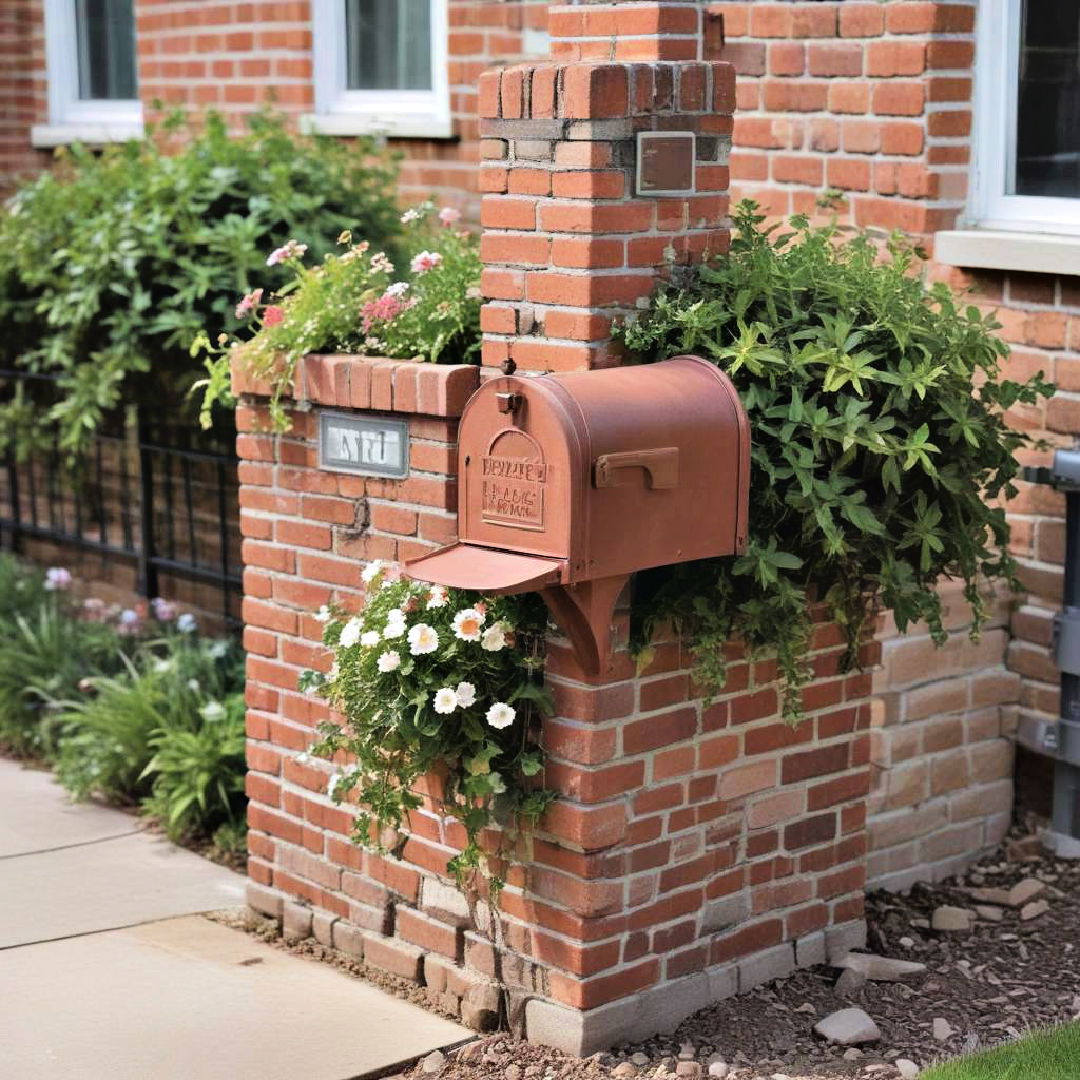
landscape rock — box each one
[630,1054,650,1067]
[422,1050,447,1075]
[895,1060,920,1079]
[932,1018,954,1041]
[973,905,1004,922]
[931,906,972,932]
[675,1063,701,1079]
[813,1008,882,1046]
[835,953,927,982]
[1008,879,1046,907]
[706,1058,729,1079]
[612,1064,637,1079]
[1020,899,1049,921]
[835,968,867,998]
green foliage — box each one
[617,202,1053,718]
[52,633,244,824]
[921,1023,1080,1080]
[303,565,554,895]
[0,592,123,756]
[141,691,246,843]
[0,111,400,455]
[198,202,482,430]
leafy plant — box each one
[617,202,1053,717]
[0,111,400,455]
[0,596,123,756]
[141,691,246,843]
[302,563,554,895]
[198,201,482,430]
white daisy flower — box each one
[433,687,458,714]
[455,681,477,708]
[383,611,407,639]
[408,623,439,655]
[360,630,381,647]
[485,702,516,730]
[314,605,332,623]
[377,650,401,673]
[426,585,448,609]
[361,560,385,584]
[453,608,486,641]
[339,617,363,648]
[153,658,173,674]
[480,624,507,652]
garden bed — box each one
[319,822,1080,1079]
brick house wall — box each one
[0,2,48,183]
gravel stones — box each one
[834,953,927,982]
[932,1018,954,1041]
[812,1007,882,1045]
[1020,899,1050,921]
[422,1050,447,1075]
[931,906,972,932]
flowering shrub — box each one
[198,202,482,430]
[0,111,399,455]
[299,562,554,894]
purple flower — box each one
[151,597,177,622]
[44,567,72,591]
[266,240,308,267]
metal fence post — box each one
[135,405,159,600]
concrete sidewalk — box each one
[0,758,470,1079]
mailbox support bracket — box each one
[540,574,629,677]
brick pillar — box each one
[478,1,734,373]
[236,2,876,1056]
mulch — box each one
[397,826,1080,1080]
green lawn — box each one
[921,1022,1080,1079]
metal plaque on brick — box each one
[635,131,696,196]
[319,411,409,479]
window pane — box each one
[1014,1,1080,197]
[345,0,432,92]
[75,0,138,100]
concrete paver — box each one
[1,756,472,1077]
[0,915,470,1080]
[0,758,137,856]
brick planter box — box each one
[236,352,875,1053]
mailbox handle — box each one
[594,447,679,490]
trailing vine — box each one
[618,202,1054,719]
[300,564,554,896]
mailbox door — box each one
[457,376,587,571]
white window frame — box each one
[34,0,143,147]
[970,0,1080,235]
[306,0,451,140]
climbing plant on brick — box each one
[619,201,1054,719]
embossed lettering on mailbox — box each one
[482,429,546,530]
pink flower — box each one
[266,240,308,267]
[370,252,394,274]
[235,288,263,319]
[360,292,411,333]
[151,597,177,621]
[263,305,285,327]
[410,250,443,275]
[438,207,461,227]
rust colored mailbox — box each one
[407,355,749,674]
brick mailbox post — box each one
[236,1,875,1054]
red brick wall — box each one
[0,0,48,189]
[235,352,875,1052]
[716,0,973,234]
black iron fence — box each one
[0,370,241,623]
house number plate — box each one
[319,411,409,479]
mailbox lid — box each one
[406,541,564,594]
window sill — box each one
[935,229,1080,277]
[30,122,143,149]
[300,113,455,141]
